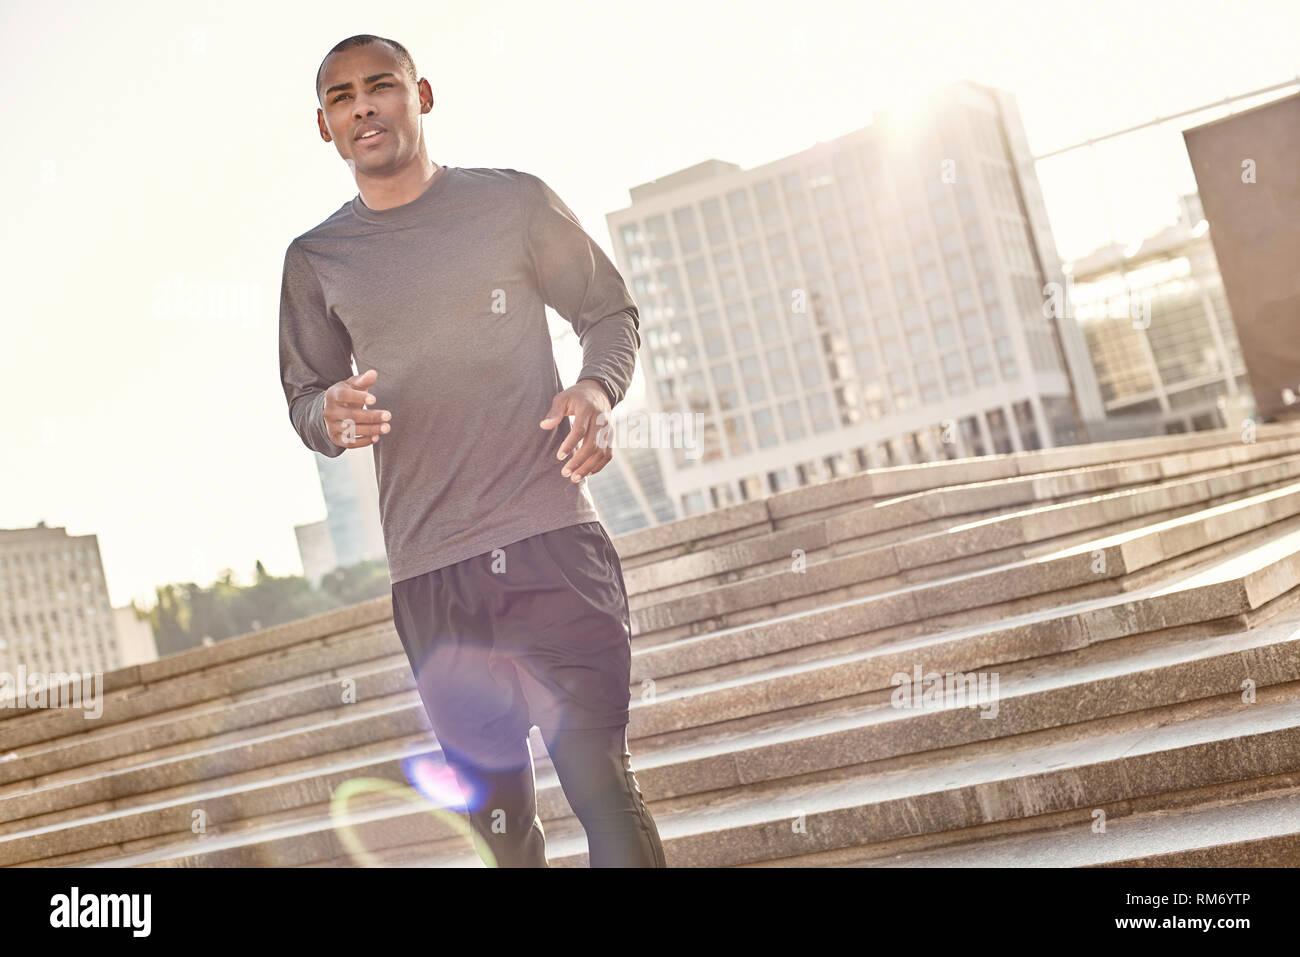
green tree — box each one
[140,557,390,657]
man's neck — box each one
[356,158,444,212]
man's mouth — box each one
[357,129,387,146]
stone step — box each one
[824,436,1300,548]
[0,651,415,787]
[630,480,1300,661]
[12,566,1300,868]
[807,784,1300,868]
[5,502,1299,813]
[4,428,1299,869]
[624,434,1300,605]
[5,500,1296,821]
[0,604,399,734]
[626,612,1300,786]
[34,607,1300,867]
[633,519,1300,704]
[612,425,1300,568]
[0,692,431,826]
[22,446,1278,759]
[7,463,1262,764]
[3,437,1294,753]
[627,452,1300,634]
[0,731,445,866]
[282,686,1300,869]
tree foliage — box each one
[143,558,390,657]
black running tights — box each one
[441,723,666,868]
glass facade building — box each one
[1068,194,1253,433]
[586,442,679,536]
[606,81,1104,516]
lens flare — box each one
[328,775,497,868]
[403,752,470,808]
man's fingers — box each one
[335,416,391,435]
[540,392,569,431]
[565,443,612,480]
[565,411,617,479]
[329,415,391,447]
[333,404,390,425]
[322,371,389,449]
[337,369,381,409]
[333,429,386,449]
[555,406,587,459]
[335,385,380,409]
[561,414,601,475]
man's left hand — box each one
[539,378,614,482]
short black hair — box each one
[316,34,419,102]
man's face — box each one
[316,45,428,175]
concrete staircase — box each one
[4,425,1300,867]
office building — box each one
[112,601,159,667]
[606,80,1105,515]
[297,447,386,581]
[586,440,679,535]
[1068,193,1253,434]
[293,518,338,587]
[0,522,121,673]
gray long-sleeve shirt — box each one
[278,166,640,584]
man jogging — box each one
[278,33,666,868]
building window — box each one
[673,206,701,254]
[686,256,713,306]
[985,407,1013,453]
[724,415,751,456]
[752,407,779,448]
[684,371,710,412]
[968,342,991,372]
[807,393,835,432]
[779,400,806,441]
[931,422,959,460]
[941,351,969,394]
[701,197,728,246]
[888,368,912,404]
[1013,399,1041,450]
[794,339,824,388]
[907,329,930,357]
[960,415,986,456]
[740,354,766,402]
[731,321,755,353]
[767,468,793,493]
[994,335,1018,379]
[916,360,940,404]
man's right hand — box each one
[324,369,392,449]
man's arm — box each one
[518,171,640,407]
[278,239,354,458]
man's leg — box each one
[540,722,666,867]
[391,561,548,868]
[439,736,548,868]
[486,519,667,867]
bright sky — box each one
[3,0,1298,609]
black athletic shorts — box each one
[390,520,633,768]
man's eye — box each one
[333,83,391,104]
